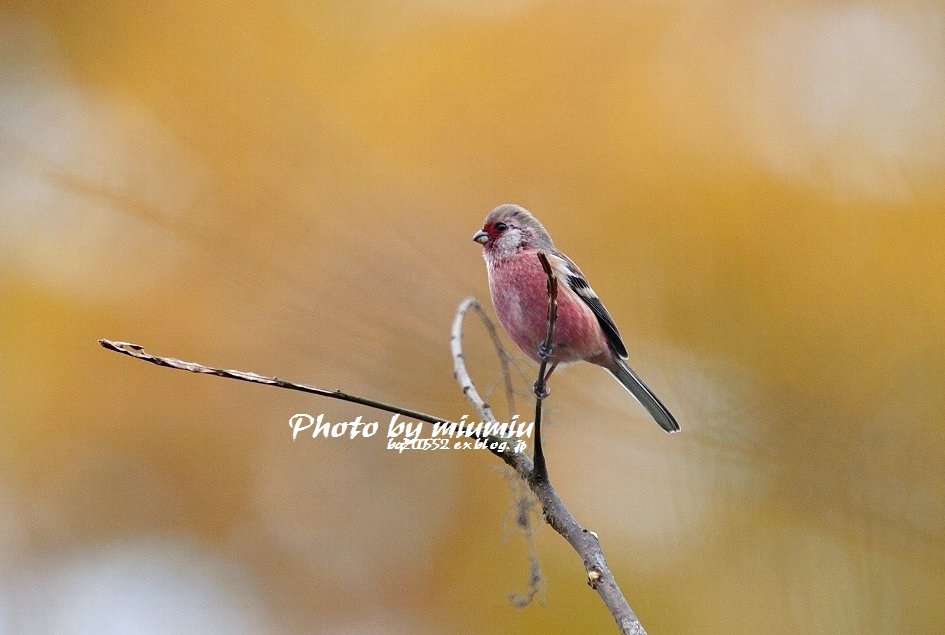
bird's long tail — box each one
[607,358,680,433]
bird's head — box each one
[473,204,554,260]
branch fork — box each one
[98,250,649,634]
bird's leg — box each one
[533,341,555,399]
[533,362,556,400]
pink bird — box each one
[473,204,679,433]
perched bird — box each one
[473,204,679,433]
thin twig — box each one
[530,252,559,483]
[98,340,447,423]
[98,339,527,469]
[460,298,519,415]
[454,297,545,606]
[505,475,545,608]
[449,304,533,476]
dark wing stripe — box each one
[558,263,629,358]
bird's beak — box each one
[473,230,488,245]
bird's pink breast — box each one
[487,253,608,364]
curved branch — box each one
[452,297,518,415]
[451,251,648,634]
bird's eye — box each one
[495,222,508,232]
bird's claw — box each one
[537,342,554,361]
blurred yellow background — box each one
[1,2,943,633]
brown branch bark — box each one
[98,338,529,471]
[451,253,648,634]
[528,251,559,482]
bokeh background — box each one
[2,2,944,633]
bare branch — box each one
[448,303,533,477]
[529,251,560,483]
[451,253,649,634]
[452,297,519,415]
[99,339,448,424]
[101,262,650,633]
[505,475,545,608]
[450,299,500,424]
[452,297,545,605]
[98,338,527,469]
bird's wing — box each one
[547,251,629,359]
